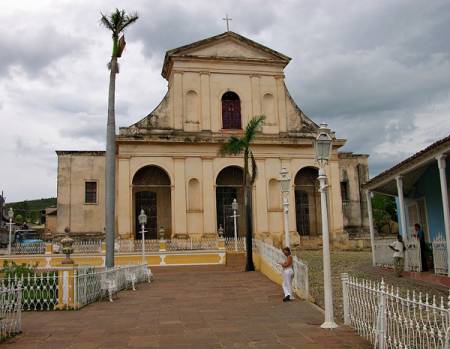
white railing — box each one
[0,283,22,340]
[255,240,309,299]
[224,237,246,251]
[373,238,422,272]
[0,272,58,311]
[115,239,159,253]
[166,238,218,251]
[74,264,150,309]
[341,273,450,349]
[11,242,45,255]
[432,234,448,276]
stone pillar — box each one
[173,72,183,130]
[202,158,215,234]
[275,76,287,132]
[200,72,211,131]
[251,75,261,118]
[56,267,77,309]
[174,158,187,235]
[254,159,269,236]
[436,155,450,276]
[117,157,131,239]
[365,190,376,266]
[396,176,408,238]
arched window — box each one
[221,91,241,129]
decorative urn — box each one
[61,226,75,264]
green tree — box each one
[100,9,139,268]
[14,214,23,225]
[372,193,397,234]
[220,115,265,271]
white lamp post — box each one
[231,198,239,251]
[138,209,147,264]
[278,168,291,247]
[314,122,338,329]
[7,208,14,255]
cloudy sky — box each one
[1,0,450,202]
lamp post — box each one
[278,168,291,247]
[138,209,147,264]
[7,208,14,255]
[314,122,338,329]
[231,199,239,251]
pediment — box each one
[181,37,281,61]
[162,31,290,79]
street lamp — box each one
[314,122,338,329]
[231,199,239,251]
[7,208,14,255]
[138,209,147,264]
[278,168,291,247]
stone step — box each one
[226,252,246,271]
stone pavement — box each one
[6,265,370,348]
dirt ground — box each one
[295,250,448,321]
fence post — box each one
[341,273,350,325]
[45,243,53,255]
[159,239,167,252]
[375,279,387,349]
[218,237,225,250]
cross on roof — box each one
[222,14,232,31]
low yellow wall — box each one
[0,251,225,268]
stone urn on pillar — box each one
[61,226,75,265]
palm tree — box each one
[100,9,138,268]
[220,115,265,271]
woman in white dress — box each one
[279,247,294,302]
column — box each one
[251,75,261,117]
[173,72,183,130]
[174,158,187,234]
[366,190,376,266]
[200,72,211,131]
[254,159,269,236]
[117,158,131,239]
[436,155,450,276]
[202,158,215,234]
[275,76,287,132]
[396,176,408,238]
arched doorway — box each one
[294,167,321,236]
[221,91,241,129]
[216,166,245,237]
[132,166,171,239]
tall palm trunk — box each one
[244,149,255,271]
[105,55,117,268]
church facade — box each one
[56,31,368,246]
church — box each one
[55,31,368,246]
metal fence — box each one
[11,242,45,255]
[341,273,450,349]
[115,239,159,253]
[373,238,422,272]
[166,238,218,251]
[224,237,246,251]
[74,264,150,309]
[255,240,309,299]
[0,272,58,311]
[0,283,22,340]
[432,234,448,276]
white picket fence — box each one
[342,273,450,349]
[74,264,151,309]
[224,237,246,251]
[0,283,22,340]
[373,238,422,272]
[255,240,309,299]
[432,234,448,276]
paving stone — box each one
[5,265,371,348]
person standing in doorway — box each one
[414,223,428,271]
[279,247,294,302]
[389,235,406,277]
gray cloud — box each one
[1,0,449,201]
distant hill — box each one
[5,198,56,223]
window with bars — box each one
[85,181,97,204]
